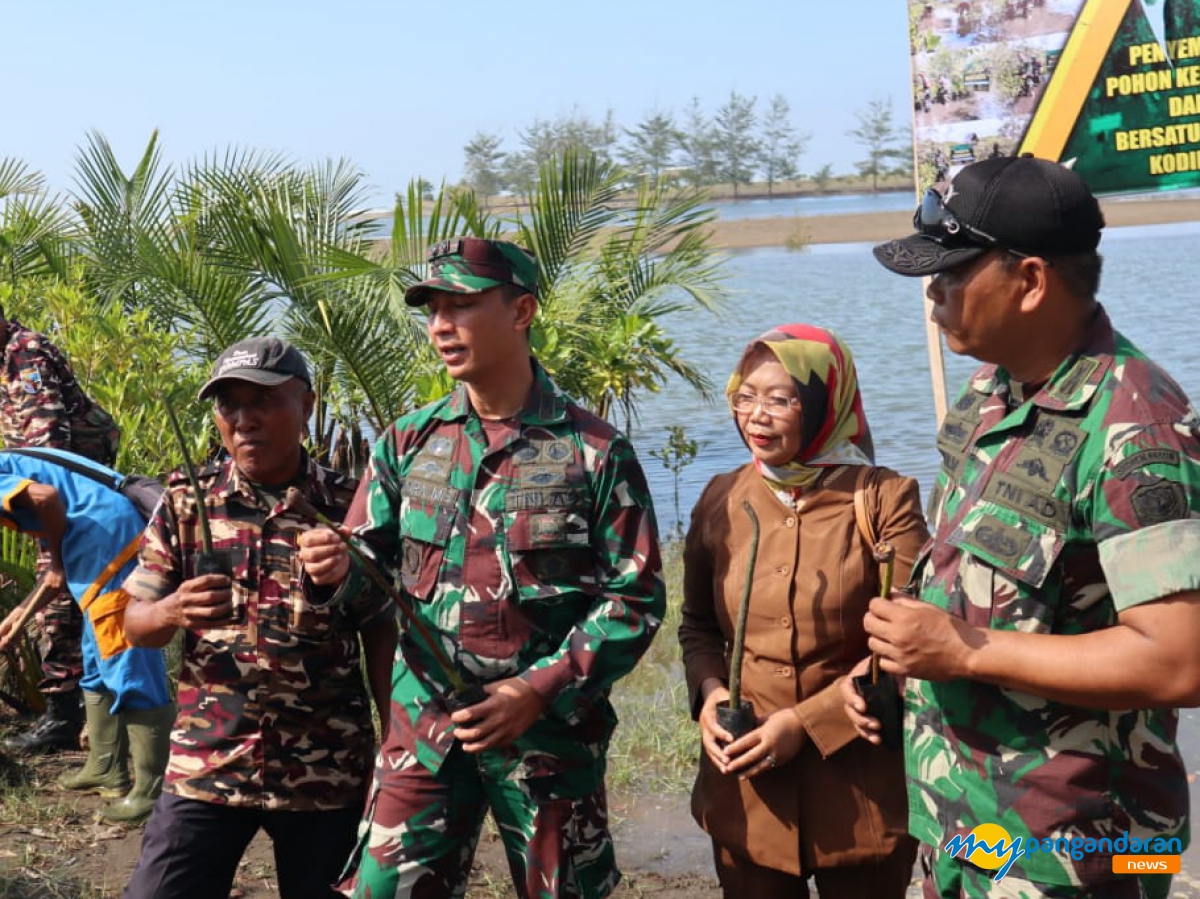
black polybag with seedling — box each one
[163,399,243,622]
[851,541,903,751]
[715,501,760,742]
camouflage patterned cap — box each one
[404,237,539,307]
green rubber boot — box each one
[101,702,174,825]
[59,691,130,796]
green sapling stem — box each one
[728,500,760,710]
[163,399,214,555]
[282,487,470,694]
[870,541,896,684]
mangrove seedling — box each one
[163,399,243,621]
[716,500,760,741]
[869,541,896,684]
[852,540,903,750]
[282,487,485,710]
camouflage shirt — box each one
[908,306,1200,884]
[0,319,119,463]
[354,362,665,789]
[122,453,392,811]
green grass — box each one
[0,865,109,899]
[783,222,812,252]
[607,542,700,795]
[0,780,112,898]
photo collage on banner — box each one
[908,0,1200,194]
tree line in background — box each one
[462,93,912,200]
[0,136,729,481]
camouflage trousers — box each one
[34,550,83,694]
[920,842,1169,899]
[337,744,618,899]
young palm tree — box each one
[513,149,727,427]
[0,158,76,287]
[54,136,730,468]
[70,133,423,462]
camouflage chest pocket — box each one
[503,453,594,604]
[946,494,1067,631]
[236,520,339,644]
[398,477,460,601]
[943,410,1088,630]
[504,507,595,603]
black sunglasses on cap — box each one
[913,187,1030,259]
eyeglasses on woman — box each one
[729,392,800,416]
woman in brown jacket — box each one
[679,323,927,898]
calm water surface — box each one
[705,190,911,219]
[630,221,1200,533]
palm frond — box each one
[0,159,46,201]
[515,148,623,293]
[282,276,431,434]
[131,225,272,358]
[72,130,178,309]
[0,193,79,284]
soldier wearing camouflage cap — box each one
[121,337,397,899]
[402,236,539,307]
[300,237,666,899]
[843,156,1200,898]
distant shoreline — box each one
[369,192,1200,251]
[709,196,1200,249]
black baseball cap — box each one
[198,337,311,400]
[873,156,1106,276]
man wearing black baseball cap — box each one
[197,336,312,400]
[873,154,1105,277]
[844,157,1200,898]
[121,336,396,899]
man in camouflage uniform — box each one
[300,238,666,899]
[843,156,1200,898]
[0,304,121,754]
[121,338,397,899]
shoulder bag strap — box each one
[852,465,877,549]
[0,447,120,492]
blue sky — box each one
[4,0,914,208]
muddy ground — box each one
[8,746,1200,897]
[0,749,729,899]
